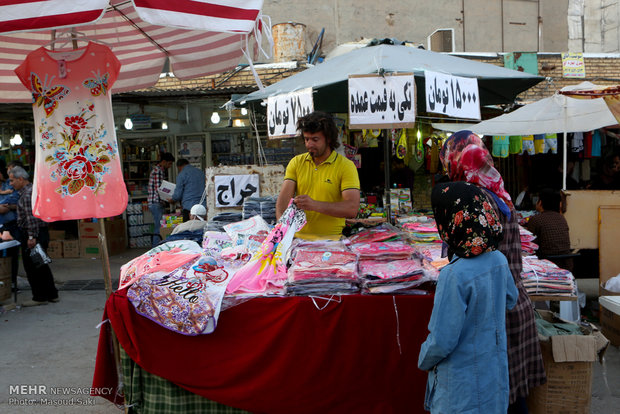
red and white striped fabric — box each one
[0,0,268,102]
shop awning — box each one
[233,44,544,111]
[0,0,270,102]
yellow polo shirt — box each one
[284,150,360,240]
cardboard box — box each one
[47,240,63,259]
[599,296,620,347]
[79,219,126,256]
[0,257,11,277]
[0,275,10,302]
[80,239,101,258]
[527,310,609,414]
[158,180,175,201]
[63,240,80,258]
[48,230,66,240]
[160,225,175,240]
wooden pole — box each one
[98,219,123,396]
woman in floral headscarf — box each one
[440,130,546,414]
[419,181,518,414]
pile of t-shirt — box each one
[286,240,359,296]
[358,258,430,294]
[400,220,442,243]
[242,196,277,224]
[519,226,539,255]
[207,212,243,231]
[521,256,576,297]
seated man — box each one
[526,188,573,272]
[170,204,208,235]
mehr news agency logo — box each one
[7,384,113,406]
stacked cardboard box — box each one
[527,310,609,414]
[79,219,127,258]
[599,296,620,347]
[47,240,63,259]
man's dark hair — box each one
[176,159,189,167]
[161,152,175,162]
[538,188,561,212]
[297,111,340,150]
[8,160,23,169]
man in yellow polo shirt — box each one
[276,111,360,240]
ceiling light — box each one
[241,108,248,115]
[124,117,133,129]
[210,112,221,124]
[10,133,22,146]
[161,122,168,130]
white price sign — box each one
[348,73,416,129]
[267,88,314,138]
[424,70,480,120]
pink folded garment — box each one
[359,259,425,279]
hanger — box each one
[44,28,111,50]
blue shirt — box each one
[171,164,205,210]
[0,180,19,224]
[418,250,518,414]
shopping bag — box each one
[29,243,52,268]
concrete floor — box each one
[0,250,619,413]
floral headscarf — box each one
[439,130,513,209]
[431,181,503,258]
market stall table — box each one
[93,289,435,413]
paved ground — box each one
[0,249,619,413]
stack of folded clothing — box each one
[521,256,576,297]
[347,224,402,244]
[519,226,539,256]
[243,196,277,224]
[349,240,416,261]
[400,220,442,244]
[358,258,431,294]
[286,240,359,296]
[207,212,243,232]
[412,243,449,271]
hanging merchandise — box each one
[492,136,509,158]
[14,42,128,221]
[360,129,380,148]
[571,131,584,153]
[390,129,398,156]
[509,136,522,154]
[396,129,407,159]
[521,135,535,155]
[533,134,546,154]
[545,133,558,154]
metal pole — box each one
[383,129,392,224]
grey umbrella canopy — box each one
[235,44,543,112]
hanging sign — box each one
[267,88,314,139]
[215,174,260,207]
[425,70,480,120]
[348,73,416,129]
[561,53,586,78]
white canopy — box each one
[470,93,619,190]
[470,94,618,136]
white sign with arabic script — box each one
[215,174,260,207]
[348,73,416,129]
[424,70,481,120]
[267,88,314,139]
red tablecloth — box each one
[93,290,434,414]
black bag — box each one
[29,243,52,268]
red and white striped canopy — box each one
[0,0,268,102]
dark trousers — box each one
[19,227,58,302]
[182,209,190,222]
[2,220,20,300]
